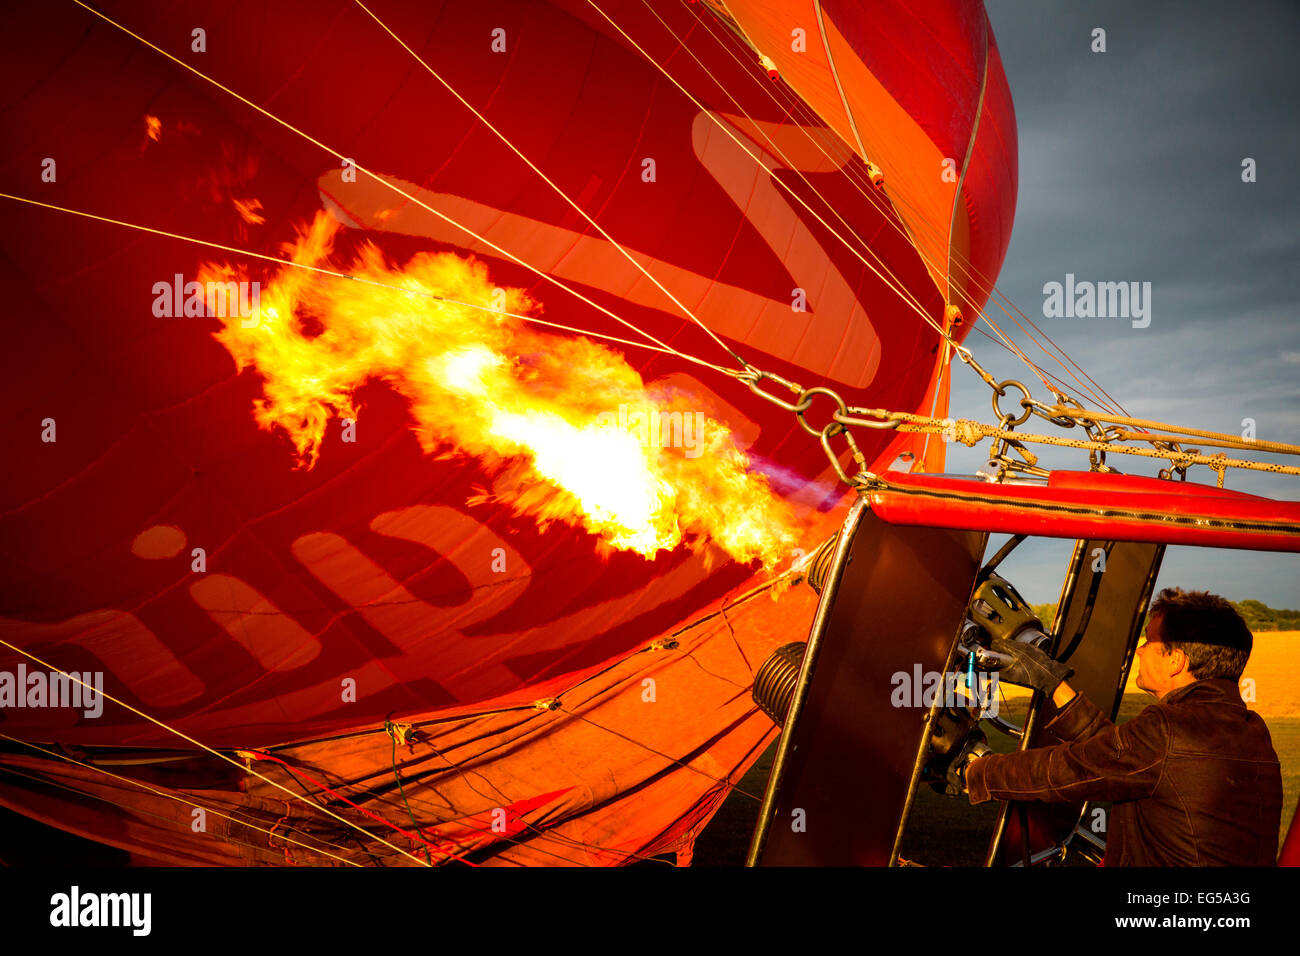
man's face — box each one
[1133,616,1185,697]
[1135,614,1179,698]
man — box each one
[956,587,1283,866]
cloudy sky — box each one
[939,0,1300,608]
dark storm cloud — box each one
[943,1,1300,605]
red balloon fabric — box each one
[0,0,1016,863]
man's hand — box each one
[946,731,991,796]
[988,637,1074,696]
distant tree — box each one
[1031,603,1058,630]
[1009,600,1296,635]
[1232,600,1300,632]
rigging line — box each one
[555,705,764,804]
[344,625,769,864]
[0,764,327,866]
[248,616,772,861]
[262,573,776,753]
[416,765,668,868]
[418,743,681,868]
[260,744,608,869]
[985,284,1134,415]
[267,748,387,865]
[261,701,541,752]
[821,92,1133,416]
[352,0,749,374]
[924,214,1121,412]
[259,628,671,754]
[682,4,1116,410]
[945,10,990,308]
[390,731,432,865]
[668,3,1077,402]
[586,1,952,346]
[702,9,1118,418]
[676,11,1111,423]
[884,23,1077,402]
[869,179,1120,412]
[677,6,997,320]
[961,321,1132,416]
[677,644,749,689]
[646,2,938,332]
[0,638,431,866]
[719,62,1091,407]
[394,737,672,867]
[0,734,362,865]
[670,577,778,639]
[254,654,687,867]
[67,0,735,383]
[245,750,479,865]
[736,89,1060,400]
[833,170,1118,410]
[0,192,731,374]
[265,564,787,754]
[873,58,1136,420]
[263,738,603,868]
[811,0,867,159]
[716,588,754,676]
[965,324,1106,401]
[929,245,1109,407]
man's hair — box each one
[1147,587,1252,682]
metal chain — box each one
[735,349,1296,489]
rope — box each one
[1048,409,1300,456]
[67,0,738,381]
[386,722,433,865]
[352,0,751,374]
[2,580,782,866]
[240,749,478,865]
[555,706,765,804]
[648,1,939,332]
[586,0,953,346]
[0,764,317,866]
[678,0,1129,415]
[879,415,1300,482]
[0,192,727,372]
[0,734,362,865]
[0,637,432,865]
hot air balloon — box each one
[43,0,1298,869]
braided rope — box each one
[886,417,1300,486]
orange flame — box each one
[201,211,808,567]
[144,115,162,142]
[233,197,266,225]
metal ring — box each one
[818,422,853,484]
[991,380,1033,427]
[796,387,849,438]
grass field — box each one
[691,632,1300,866]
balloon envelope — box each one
[0,0,1016,863]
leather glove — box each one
[988,637,1073,695]
[945,731,991,796]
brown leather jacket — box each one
[966,678,1282,865]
